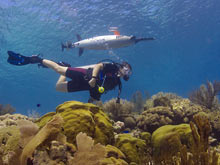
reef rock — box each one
[36,101,114,145]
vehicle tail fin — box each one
[135,37,155,43]
[61,42,66,51]
[79,48,84,56]
[76,34,82,41]
[61,41,74,51]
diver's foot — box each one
[57,61,71,67]
[30,55,43,64]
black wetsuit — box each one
[65,62,122,101]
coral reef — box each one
[114,133,150,164]
[0,104,15,115]
[102,98,136,129]
[186,112,218,164]
[189,81,220,110]
[0,126,21,164]
[70,132,106,165]
[32,132,128,165]
[137,97,207,133]
[27,109,41,119]
[17,119,39,149]
[137,106,173,133]
[0,113,34,128]
[113,121,125,133]
[144,92,182,110]
[102,98,134,121]
[36,101,114,145]
[101,145,128,165]
[209,110,220,140]
[20,115,64,165]
[151,124,192,163]
[0,114,39,165]
[151,112,219,164]
[139,132,151,146]
[130,90,149,113]
[32,140,74,165]
[1,98,220,165]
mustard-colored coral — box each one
[0,126,20,156]
[114,134,148,164]
[152,124,193,163]
[100,145,128,164]
[36,101,114,145]
[35,112,56,128]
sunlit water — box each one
[0,0,220,115]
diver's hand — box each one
[89,78,96,88]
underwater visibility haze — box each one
[0,0,220,115]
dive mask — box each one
[121,66,132,81]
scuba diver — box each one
[7,51,132,103]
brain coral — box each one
[36,101,114,145]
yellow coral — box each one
[115,134,148,164]
[152,124,193,163]
[36,101,114,145]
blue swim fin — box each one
[7,51,31,66]
[7,51,43,66]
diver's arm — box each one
[88,63,104,87]
[92,63,104,78]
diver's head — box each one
[119,61,132,81]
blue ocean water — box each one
[0,0,220,115]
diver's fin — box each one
[79,48,84,56]
[76,34,82,41]
[7,51,31,66]
[135,37,155,43]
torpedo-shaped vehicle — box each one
[61,29,155,56]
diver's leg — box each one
[42,59,68,76]
[56,75,68,92]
